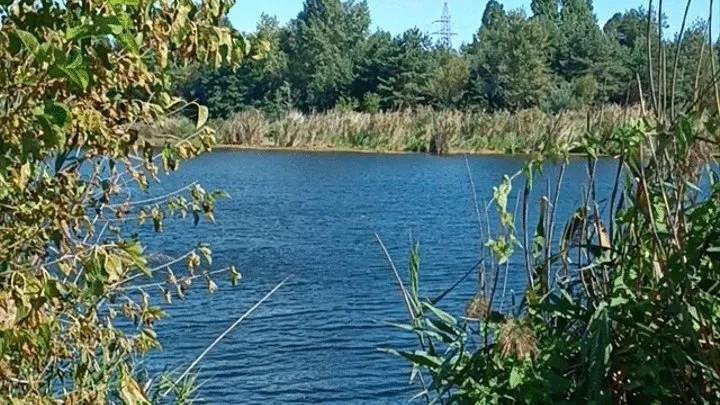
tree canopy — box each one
[177,0,718,117]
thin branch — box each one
[464,156,484,259]
[162,276,291,397]
[374,232,414,318]
[113,251,194,289]
[107,182,198,208]
[118,267,231,292]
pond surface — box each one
[141,150,617,404]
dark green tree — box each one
[481,0,505,28]
[531,0,559,20]
[285,0,370,111]
[427,50,470,108]
[466,10,552,111]
[351,30,398,109]
[378,28,437,109]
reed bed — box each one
[144,106,639,154]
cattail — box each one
[497,318,537,360]
[465,293,490,320]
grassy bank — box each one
[140,106,638,155]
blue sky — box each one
[228,0,715,47]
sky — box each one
[227,0,717,47]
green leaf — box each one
[44,101,71,127]
[13,29,40,54]
[119,239,150,276]
[59,54,90,91]
[98,16,125,35]
[44,279,66,299]
[104,253,124,283]
[66,24,95,41]
[115,33,139,53]
[382,348,443,369]
[110,0,140,6]
[422,301,457,326]
[196,105,209,129]
[67,16,124,41]
[610,296,628,307]
[509,367,523,389]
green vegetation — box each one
[382,1,720,403]
[175,0,716,119]
[386,115,720,404]
[147,106,636,155]
[0,0,260,402]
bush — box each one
[0,0,254,401]
[384,114,720,403]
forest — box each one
[175,0,716,120]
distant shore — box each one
[139,106,638,156]
[209,143,507,156]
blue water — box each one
[137,150,618,404]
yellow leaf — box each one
[196,105,208,129]
[0,292,18,331]
[119,368,151,404]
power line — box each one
[432,2,457,49]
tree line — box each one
[175,0,716,119]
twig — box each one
[118,267,231,292]
[464,156,484,259]
[374,232,414,318]
[162,276,291,397]
[113,251,194,289]
[430,259,483,306]
[107,182,198,208]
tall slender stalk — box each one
[647,0,659,116]
[710,0,720,113]
[657,0,665,118]
[671,0,694,120]
[162,276,290,397]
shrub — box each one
[0,0,259,402]
[383,114,720,403]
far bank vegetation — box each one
[143,106,636,155]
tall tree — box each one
[285,0,370,111]
[531,0,559,21]
[556,0,605,79]
[603,7,664,104]
[427,51,470,108]
[351,30,398,108]
[481,0,505,28]
[466,10,552,111]
[378,28,437,109]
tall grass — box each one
[142,106,638,155]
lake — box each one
[140,150,618,404]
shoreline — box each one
[209,143,503,156]
[205,143,600,158]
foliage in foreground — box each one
[0,0,256,402]
[386,113,720,403]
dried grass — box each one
[145,106,638,153]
